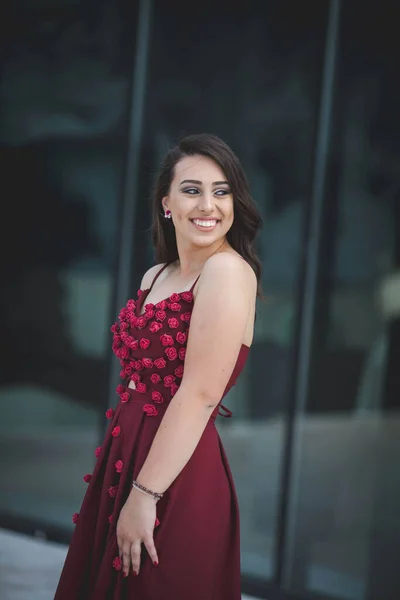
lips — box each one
[190,218,219,228]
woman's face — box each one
[162,154,234,250]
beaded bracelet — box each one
[132,480,163,502]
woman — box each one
[55,133,262,600]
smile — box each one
[190,218,220,230]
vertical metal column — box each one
[104,0,153,428]
[274,0,342,588]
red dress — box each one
[55,266,250,600]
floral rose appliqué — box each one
[180,312,191,323]
[137,289,143,297]
[130,372,141,384]
[152,391,164,403]
[151,373,161,384]
[136,316,147,329]
[150,321,163,333]
[160,334,174,346]
[156,299,167,310]
[72,512,79,524]
[156,310,166,322]
[118,308,128,321]
[129,338,139,350]
[163,374,176,388]
[106,408,114,419]
[120,392,130,404]
[113,556,122,571]
[108,485,118,498]
[115,460,123,473]
[179,348,186,360]
[168,317,179,329]
[112,426,121,437]
[154,357,167,369]
[120,321,129,331]
[142,357,153,369]
[176,332,187,344]
[181,291,194,303]
[165,347,178,361]
[120,346,130,360]
[135,360,144,372]
[170,302,181,312]
[95,446,102,458]
[174,365,184,378]
[144,303,154,312]
[126,299,136,311]
[110,323,120,333]
[143,404,158,417]
[170,293,181,303]
[140,338,150,349]
[83,474,92,483]
[116,384,125,396]
[170,382,179,396]
[136,382,147,394]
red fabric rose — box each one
[160,333,174,346]
[113,333,121,346]
[136,316,147,329]
[150,321,163,333]
[83,474,92,483]
[163,374,176,388]
[181,291,194,303]
[126,299,136,310]
[145,302,155,311]
[168,317,179,329]
[152,391,164,403]
[113,345,121,356]
[178,348,186,360]
[135,360,144,371]
[95,446,102,458]
[137,289,143,297]
[156,299,167,310]
[143,404,158,416]
[136,382,147,394]
[165,347,178,361]
[130,372,141,384]
[130,339,139,350]
[112,425,121,437]
[72,512,79,524]
[154,357,167,369]
[124,335,134,347]
[120,346,130,360]
[113,556,122,571]
[180,312,191,323]
[155,517,160,528]
[174,365,184,378]
[142,357,153,369]
[124,364,133,376]
[151,373,161,384]
[116,384,125,396]
[170,382,179,396]
[120,392,130,403]
[108,485,118,498]
[146,309,155,319]
[170,302,182,312]
[118,308,128,321]
[156,310,166,322]
[119,321,129,331]
[106,408,114,419]
[170,293,181,303]
[176,332,187,344]
[128,312,137,325]
[140,338,150,349]
[115,460,124,473]
[108,514,113,524]
[110,322,120,333]
[120,331,128,341]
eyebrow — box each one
[179,179,230,186]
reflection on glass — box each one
[284,4,400,599]
[0,3,133,529]
[136,1,328,581]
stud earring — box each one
[164,210,172,219]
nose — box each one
[198,191,214,213]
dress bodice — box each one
[111,280,249,417]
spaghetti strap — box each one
[189,273,202,293]
[149,263,170,291]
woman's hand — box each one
[116,488,159,577]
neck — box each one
[175,237,229,276]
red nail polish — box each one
[123,572,128,578]
[133,571,138,576]
[153,561,158,567]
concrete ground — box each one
[0,529,259,600]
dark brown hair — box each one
[151,133,263,296]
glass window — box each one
[283,4,400,599]
[0,1,135,529]
[134,0,328,582]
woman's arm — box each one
[135,251,256,493]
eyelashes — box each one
[181,187,231,196]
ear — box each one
[161,196,169,212]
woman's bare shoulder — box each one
[140,263,167,290]
[201,251,257,295]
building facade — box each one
[1,1,399,599]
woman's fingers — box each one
[144,534,159,567]
[122,541,131,577]
[130,539,142,576]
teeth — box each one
[192,219,217,228]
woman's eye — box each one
[214,189,230,196]
[182,187,199,195]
